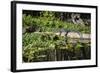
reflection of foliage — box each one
[23,33,91,62]
[22,11,91,62]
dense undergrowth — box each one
[22,11,91,62]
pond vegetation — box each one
[22,11,91,62]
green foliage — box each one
[23,12,90,33]
[22,11,91,62]
[23,32,90,62]
[23,14,33,27]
